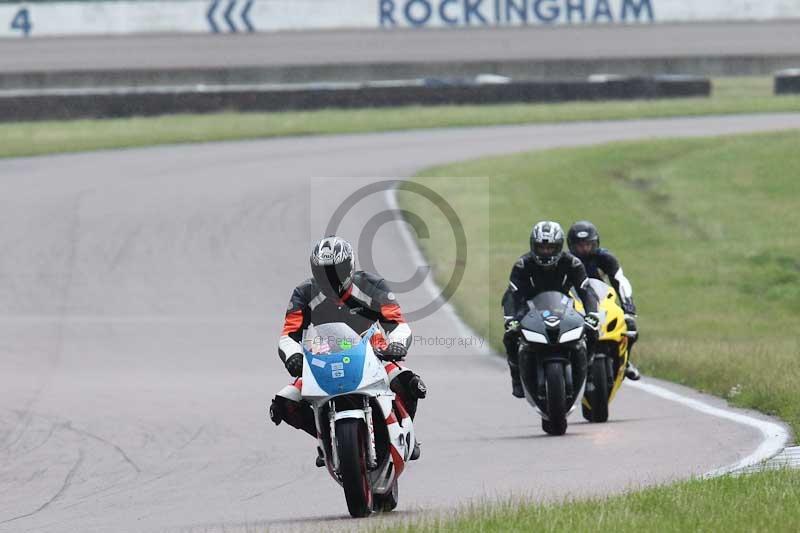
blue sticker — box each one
[542,310,551,318]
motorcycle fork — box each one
[536,360,545,398]
[565,363,574,398]
[328,401,340,473]
[328,398,378,472]
[363,397,378,469]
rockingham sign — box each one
[379,0,655,27]
[2,0,800,37]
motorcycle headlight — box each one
[521,329,548,344]
[559,326,584,344]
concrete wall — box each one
[2,0,800,38]
[1,56,795,90]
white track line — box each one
[384,187,495,360]
[627,380,790,476]
[387,186,791,476]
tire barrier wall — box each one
[0,76,711,122]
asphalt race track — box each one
[2,22,800,72]
[1,114,798,532]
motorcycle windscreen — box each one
[302,323,375,396]
[529,291,572,318]
[587,278,617,303]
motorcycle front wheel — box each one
[335,418,373,517]
[542,361,568,436]
[584,357,610,423]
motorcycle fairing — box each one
[301,325,387,399]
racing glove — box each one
[624,314,639,341]
[376,342,407,362]
[584,312,600,350]
[622,300,637,315]
[284,353,303,377]
[584,312,600,332]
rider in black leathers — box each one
[501,221,600,398]
[567,221,641,381]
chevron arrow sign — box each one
[207,0,255,33]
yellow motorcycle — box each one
[574,279,632,423]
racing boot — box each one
[410,441,421,461]
[507,349,524,398]
[504,326,524,398]
[391,373,426,420]
[625,361,641,381]
[315,447,325,468]
[509,363,524,398]
[409,374,427,400]
[408,375,425,460]
[623,315,640,381]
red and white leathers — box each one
[279,270,411,363]
[272,271,422,436]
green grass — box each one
[399,130,800,436]
[3,77,799,159]
[392,131,800,532]
[376,469,800,533]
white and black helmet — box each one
[530,221,565,268]
[310,236,355,297]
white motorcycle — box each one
[300,322,416,517]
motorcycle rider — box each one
[567,221,641,381]
[501,221,600,398]
[269,236,426,462]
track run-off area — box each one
[0,114,797,532]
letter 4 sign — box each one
[10,7,32,36]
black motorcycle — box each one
[517,291,589,436]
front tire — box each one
[335,418,373,518]
[543,362,568,436]
[585,357,610,423]
[373,478,399,512]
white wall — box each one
[1,0,799,38]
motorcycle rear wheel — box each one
[335,418,373,518]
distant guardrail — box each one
[0,76,711,122]
[2,0,800,38]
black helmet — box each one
[530,221,564,268]
[310,236,355,298]
[567,221,600,259]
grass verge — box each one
[399,129,800,435]
[3,77,800,159]
[392,128,800,533]
[377,469,800,532]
